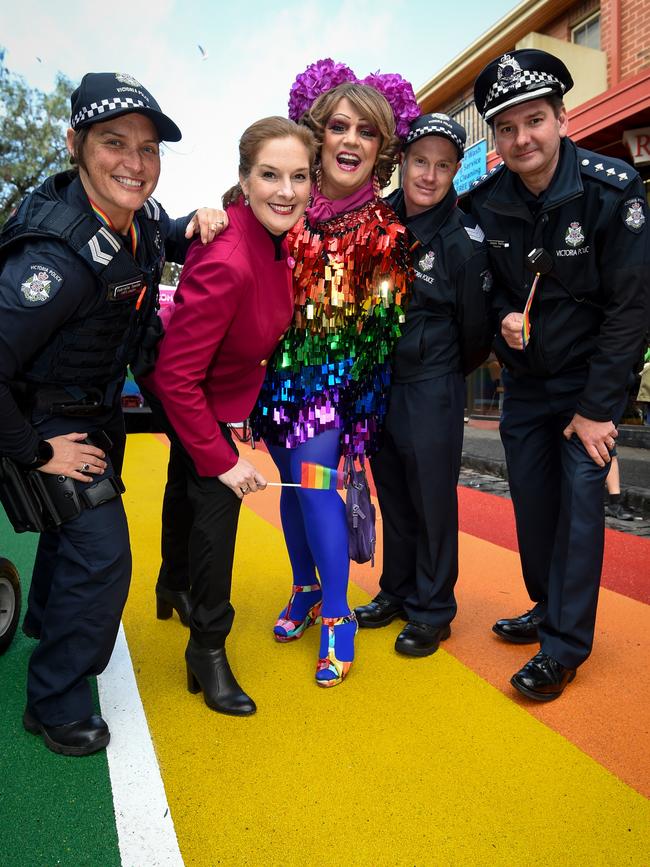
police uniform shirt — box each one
[468,137,650,421]
[386,185,493,380]
[0,173,193,463]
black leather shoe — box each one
[395,621,451,657]
[510,651,576,702]
[21,619,41,640]
[156,583,192,626]
[23,709,110,756]
[605,503,634,521]
[185,639,256,716]
[492,609,542,644]
[355,595,406,629]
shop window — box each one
[572,12,601,49]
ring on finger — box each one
[78,462,91,472]
[241,485,249,494]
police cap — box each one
[474,49,573,122]
[405,113,466,158]
[70,72,182,142]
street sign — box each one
[454,138,488,195]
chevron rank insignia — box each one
[465,224,485,243]
[87,226,121,266]
[19,264,63,306]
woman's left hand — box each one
[185,208,229,244]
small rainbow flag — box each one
[300,462,344,490]
[521,272,541,349]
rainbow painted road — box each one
[2,432,649,866]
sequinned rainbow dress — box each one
[254,198,411,456]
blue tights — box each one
[267,430,355,670]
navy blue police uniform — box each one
[0,172,193,728]
[358,114,493,651]
[0,72,193,740]
[467,50,650,691]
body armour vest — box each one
[0,172,164,396]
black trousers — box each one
[24,412,130,726]
[500,369,616,669]
[150,393,241,649]
[371,373,465,627]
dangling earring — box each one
[372,171,381,199]
[315,162,322,192]
[244,194,249,207]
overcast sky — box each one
[2,0,517,216]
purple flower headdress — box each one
[288,58,419,139]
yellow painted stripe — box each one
[122,435,650,866]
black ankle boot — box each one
[185,638,256,716]
[156,583,192,626]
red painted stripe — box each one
[457,486,650,605]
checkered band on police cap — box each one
[405,113,466,158]
[70,72,182,141]
[474,49,573,122]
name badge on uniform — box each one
[487,239,510,249]
[107,279,144,301]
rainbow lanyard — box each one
[89,199,139,257]
[521,272,541,348]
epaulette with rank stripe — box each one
[577,149,637,189]
[468,161,504,192]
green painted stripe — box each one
[0,510,121,867]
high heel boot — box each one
[185,638,256,716]
[156,583,192,626]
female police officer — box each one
[0,71,222,755]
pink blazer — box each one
[145,198,294,475]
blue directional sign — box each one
[454,138,488,195]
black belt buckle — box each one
[80,476,125,509]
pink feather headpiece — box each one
[288,58,420,139]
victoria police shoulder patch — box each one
[19,263,64,307]
[622,197,646,234]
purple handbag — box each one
[344,455,376,566]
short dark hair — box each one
[68,127,91,172]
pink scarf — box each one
[305,179,375,223]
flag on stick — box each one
[521,272,540,348]
[300,462,345,490]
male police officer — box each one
[0,72,221,754]
[355,114,493,656]
[469,49,649,700]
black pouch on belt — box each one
[0,456,47,533]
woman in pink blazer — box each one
[144,117,315,716]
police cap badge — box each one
[474,49,573,122]
[405,113,467,159]
[70,72,182,142]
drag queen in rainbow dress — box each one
[254,60,418,687]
